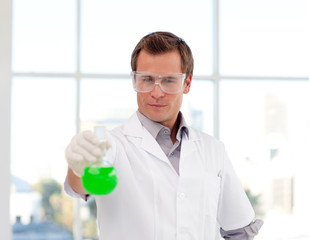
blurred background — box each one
[1,0,309,239]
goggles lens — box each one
[131,71,186,94]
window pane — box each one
[80,78,137,130]
[182,80,214,135]
[220,80,309,239]
[11,77,76,238]
[81,0,212,75]
[220,0,309,77]
[12,0,76,72]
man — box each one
[65,31,263,239]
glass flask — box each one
[81,126,118,195]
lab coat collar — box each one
[122,112,144,138]
[122,112,200,164]
[123,112,168,162]
[122,112,199,141]
[136,110,190,141]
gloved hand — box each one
[65,130,102,177]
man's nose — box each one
[150,83,165,98]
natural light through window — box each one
[8,0,309,239]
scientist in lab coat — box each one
[64,31,263,240]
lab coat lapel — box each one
[122,112,169,163]
[179,130,200,177]
[180,130,198,160]
[140,131,168,163]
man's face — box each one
[136,50,191,129]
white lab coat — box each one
[82,113,254,239]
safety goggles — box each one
[131,71,186,94]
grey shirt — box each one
[137,110,188,175]
[136,110,263,239]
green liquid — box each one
[82,166,118,195]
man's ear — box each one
[183,75,192,94]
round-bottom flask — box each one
[81,126,118,195]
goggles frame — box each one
[131,71,186,94]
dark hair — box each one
[131,32,194,78]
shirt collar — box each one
[136,110,189,140]
[177,112,189,140]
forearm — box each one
[67,168,88,195]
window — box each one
[81,0,213,75]
[12,0,76,73]
[219,0,309,238]
[220,0,309,77]
[220,80,309,238]
[4,0,309,239]
[10,0,213,239]
[11,77,76,238]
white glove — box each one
[65,130,102,177]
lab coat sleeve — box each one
[220,219,264,239]
[217,145,255,231]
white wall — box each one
[0,0,12,239]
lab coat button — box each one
[178,192,186,199]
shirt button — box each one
[171,152,174,156]
[164,129,169,134]
[178,192,186,199]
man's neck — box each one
[170,113,181,144]
[137,110,181,143]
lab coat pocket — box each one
[204,172,221,219]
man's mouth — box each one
[148,104,166,109]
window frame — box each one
[4,0,309,239]
[0,0,12,239]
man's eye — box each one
[162,77,177,84]
[142,76,155,83]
